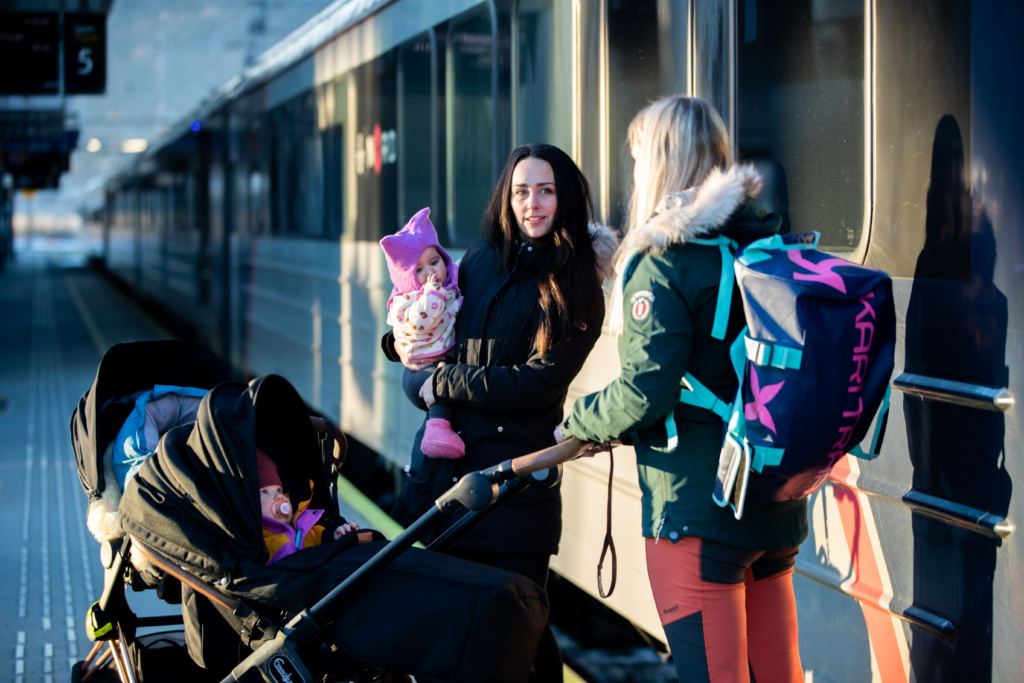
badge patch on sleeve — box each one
[630,290,655,322]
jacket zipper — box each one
[654,512,667,544]
[654,467,669,543]
[510,239,528,274]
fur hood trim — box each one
[589,222,620,283]
[609,164,763,333]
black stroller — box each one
[70,341,589,683]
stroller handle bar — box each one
[510,437,595,477]
[435,437,595,514]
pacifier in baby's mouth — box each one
[273,500,292,517]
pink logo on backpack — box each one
[744,368,784,434]
[788,251,849,294]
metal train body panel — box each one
[95,1,1023,680]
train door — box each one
[718,1,1021,681]
[854,2,1020,681]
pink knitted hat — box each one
[380,207,456,296]
[256,449,282,490]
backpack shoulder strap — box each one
[689,235,738,340]
[665,321,747,451]
[661,235,735,451]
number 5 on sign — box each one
[78,47,93,76]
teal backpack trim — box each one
[744,337,803,370]
[736,232,819,266]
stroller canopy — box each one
[119,374,347,606]
[70,340,233,501]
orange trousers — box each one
[645,536,803,683]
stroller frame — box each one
[72,341,592,683]
[77,435,588,683]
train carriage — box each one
[96,1,1023,680]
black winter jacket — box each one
[389,228,617,556]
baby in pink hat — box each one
[380,207,465,459]
[258,449,359,565]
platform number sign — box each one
[64,13,106,94]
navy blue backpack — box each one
[667,232,896,519]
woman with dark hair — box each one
[385,143,618,681]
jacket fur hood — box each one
[613,164,763,274]
[589,222,620,283]
[609,164,764,333]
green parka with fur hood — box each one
[561,165,808,550]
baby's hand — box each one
[334,523,359,539]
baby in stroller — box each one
[257,448,361,565]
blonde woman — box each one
[556,96,807,682]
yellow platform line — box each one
[64,273,108,356]
[64,272,176,356]
[335,475,412,544]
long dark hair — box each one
[482,143,603,355]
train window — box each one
[268,93,326,237]
[140,186,152,235]
[184,173,197,234]
[733,0,866,251]
[270,102,297,235]
[514,0,572,151]
[606,0,689,232]
[320,81,344,239]
[398,32,446,231]
[447,8,494,244]
[352,52,399,241]
[247,166,266,235]
[304,91,325,238]
[241,114,269,237]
